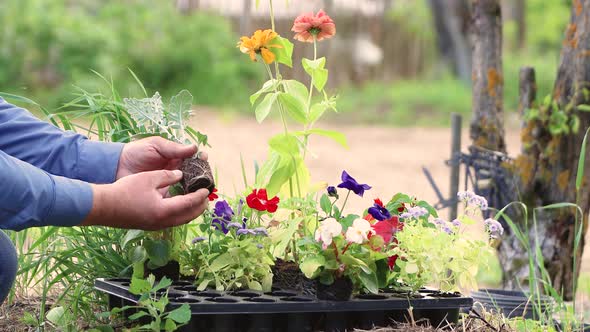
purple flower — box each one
[368,204,391,221]
[433,218,446,226]
[212,200,234,234]
[192,236,206,244]
[484,218,504,236]
[327,186,339,198]
[237,228,256,236]
[441,225,453,235]
[451,219,461,227]
[253,227,269,236]
[227,222,244,229]
[400,206,428,219]
[337,171,371,197]
[256,244,264,249]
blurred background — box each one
[0,0,586,290]
[0,0,569,126]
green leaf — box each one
[248,280,263,290]
[122,229,144,249]
[577,128,590,192]
[320,194,332,215]
[129,245,147,264]
[250,79,277,105]
[46,306,66,327]
[309,103,328,124]
[578,104,590,112]
[167,304,191,323]
[281,80,309,107]
[124,92,166,133]
[306,128,348,148]
[272,36,294,68]
[266,159,296,196]
[300,256,325,278]
[128,311,149,320]
[144,239,171,267]
[359,271,379,294]
[153,276,173,293]
[130,277,152,295]
[210,253,232,272]
[255,92,278,123]
[269,133,300,156]
[164,319,177,331]
[168,90,194,135]
[302,57,328,91]
[278,92,307,124]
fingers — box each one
[148,169,183,189]
[196,150,208,161]
[151,136,197,160]
[160,189,210,227]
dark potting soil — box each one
[180,156,215,194]
[95,278,473,332]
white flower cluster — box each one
[315,218,373,248]
[315,218,342,248]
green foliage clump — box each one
[0,0,259,108]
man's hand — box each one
[116,136,208,180]
[81,170,209,230]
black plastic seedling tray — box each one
[95,278,473,332]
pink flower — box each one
[291,10,336,43]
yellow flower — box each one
[238,29,282,64]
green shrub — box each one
[0,0,260,108]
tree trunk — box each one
[497,0,590,301]
[428,0,472,84]
[470,0,506,152]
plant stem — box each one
[340,190,351,216]
[269,0,282,79]
[302,37,318,161]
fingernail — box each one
[196,151,203,159]
[173,170,183,177]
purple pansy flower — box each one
[327,186,339,198]
[337,171,372,197]
[212,200,234,234]
[367,204,391,221]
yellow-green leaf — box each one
[272,36,294,68]
[278,92,307,124]
[255,92,278,123]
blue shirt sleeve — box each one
[0,149,93,231]
[0,97,124,184]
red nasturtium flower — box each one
[208,188,218,201]
[246,189,280,213]
[291,9,336,43]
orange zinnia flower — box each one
[238,29,282,64]
[292,9,336,43]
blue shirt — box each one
[0,97,124,231]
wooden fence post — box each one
[449,113,462,221]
